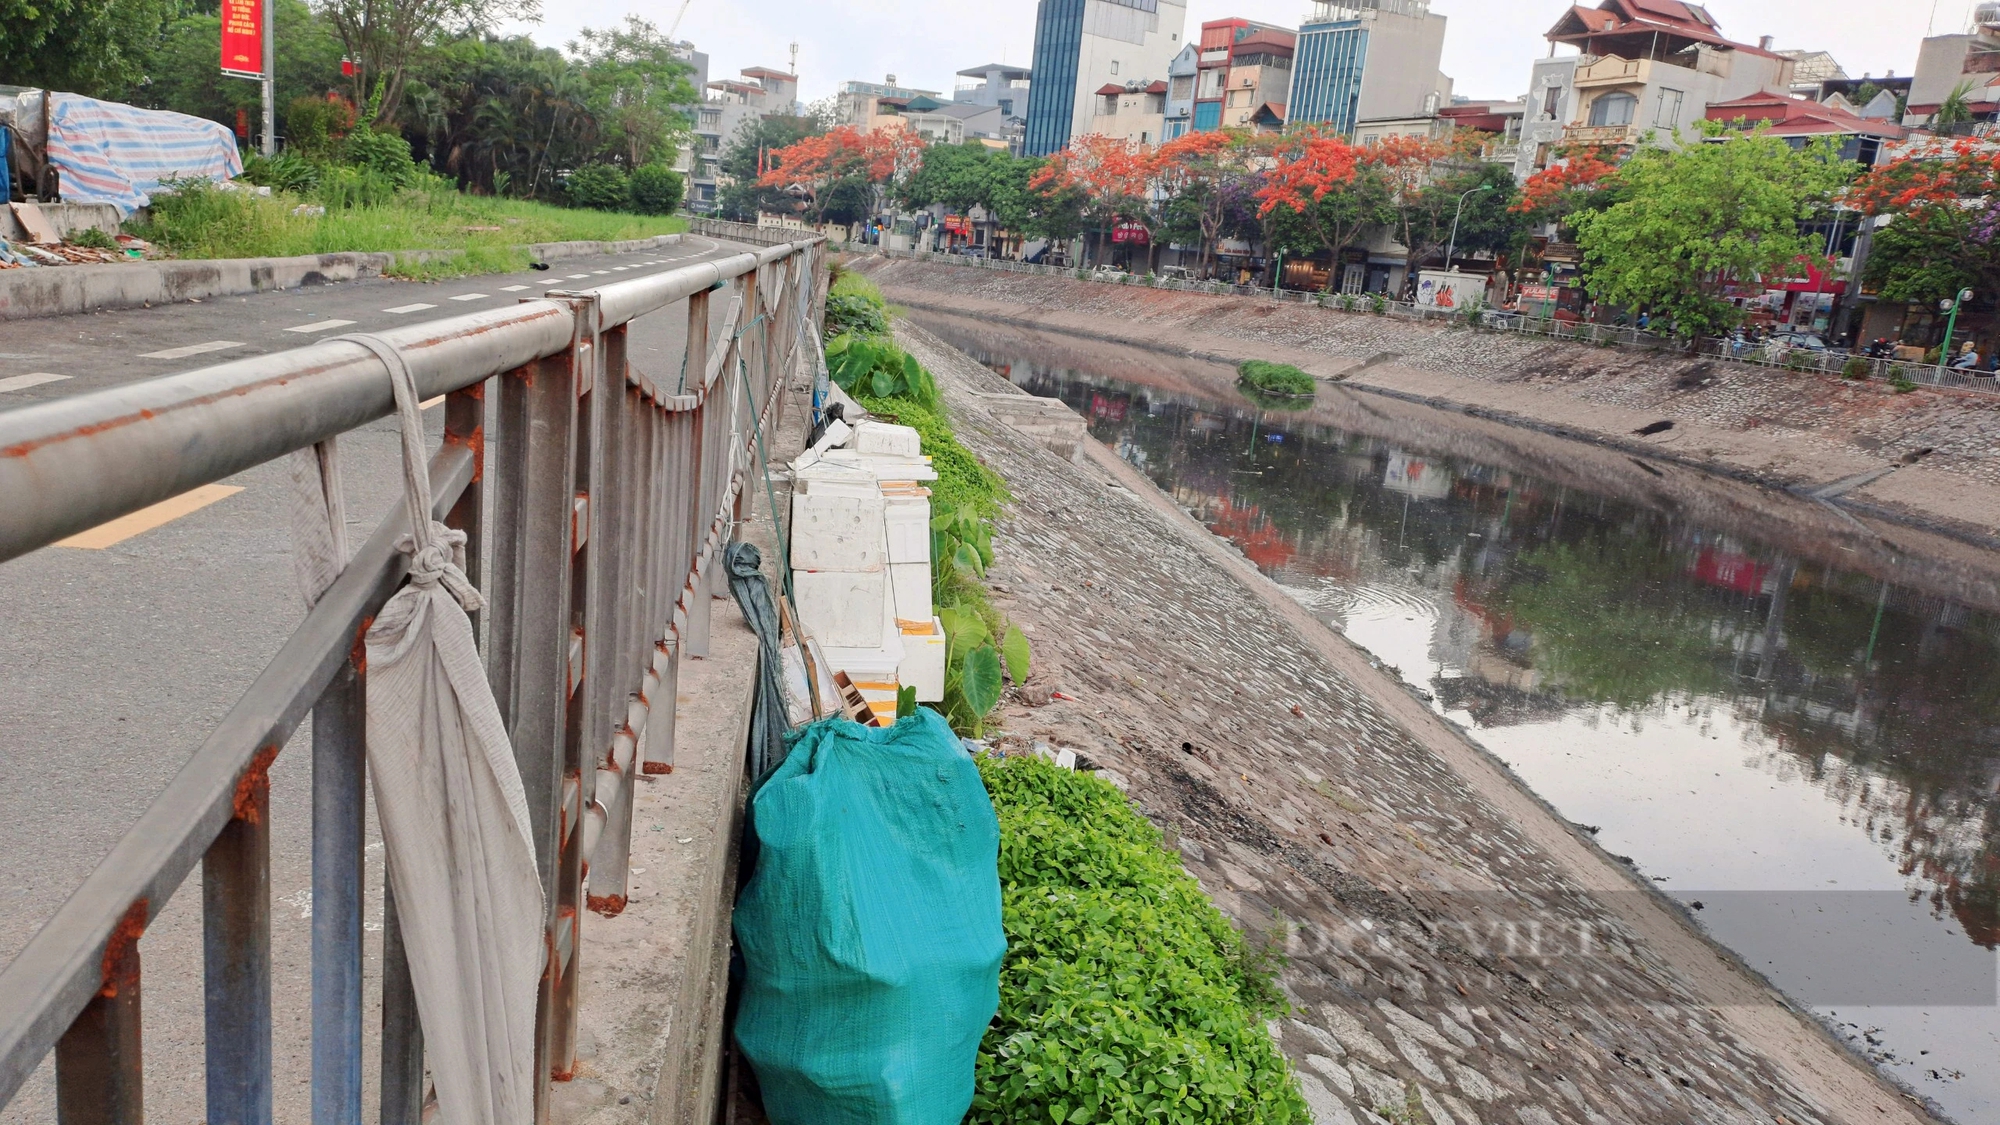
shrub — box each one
[628,164,684,215]
[825,293,889,339]
[283,93,354,161]
[316,165,401,210]
[1237,359,1315,398]
[1889,366,1918,393]
[341,128,419,188]
[1337,291,1358,312]
[1842,356,1871,380]
[969,754,1307,1125]
[68,226,116,249]
[241,150,319,193]
[1368,292,1388,315]
[565,162,630,211]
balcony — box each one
[1572,55,1651,89]
[1561,123,1643,146]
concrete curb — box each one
[0,232,690,321]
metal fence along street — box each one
[0,235,827,1125]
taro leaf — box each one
[871,365,897,398]
[825,334,853,358]
[959,644,1004,718]
[953,540,985,578]
[896,684,918,719]
[939,604,990,658]
[1002,624,1031,683]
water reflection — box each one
[942,327,2000,1119]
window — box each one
[1654,88,1683,126]
[1102,94,1119,116]
[1110,60,1120,75]
[1000,99,1013,115]
[1171,75,1193,100]
[1588,92,1637,127]
[1361,133,1378,145]
[1542,85,1561,120]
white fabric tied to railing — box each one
[287,335,545,1125]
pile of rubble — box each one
[1,201,151,269]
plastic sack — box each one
[734,709,1004,1125]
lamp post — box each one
[1940,287,1975,365]
[1445,183,1495,272]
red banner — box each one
[1111,221,1149,245]
[220,0,264,79]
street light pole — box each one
[1940,287,1974,364]
[1445,183,1495,272]
[260,0,274,156]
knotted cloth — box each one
[288,335,545,1125]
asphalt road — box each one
[0,233,752,1124]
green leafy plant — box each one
[1337,291,1358,312]
[341,127,420,188]
[970,755,1307,1125]
[1842,356,1871,380]
[1891,367,1919,393]
[242,150,320,193]
[67,226,116,250]
[565,162,631,211]
[1369,292,1388,315]
[825,335,938,407]
[1001,624,1031,684]
[628,163,685,215]
[1237,360,1315,399]
[824,292,890,339]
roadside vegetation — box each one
[972,754,1306,1124]
[1237,360,1316,400]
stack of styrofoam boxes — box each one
[789,419,944,719]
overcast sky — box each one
[507,1,1964,105]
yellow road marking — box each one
[56,484,244,549]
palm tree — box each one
[1934,80,1980,134]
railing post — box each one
[310,634,366,1125]
[379,884,424,1125]
[55,903,146,1125]
[204,747,274,1125]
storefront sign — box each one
[1112,221,1150,245]
[943,215,972,236]
[220,0,264,79]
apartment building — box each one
[1908,3,2000,129]
[1023,0,1190,155]
[1092,80,1170,145]
[1163,43,1199,139]
[690,65,798,211]
[955,63,1033,119]
[1288,0,1451,136]
[836,77,943,132]
[1512,0,1795,182]
[1191,19,1295,132]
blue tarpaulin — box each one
[46,93,242,215]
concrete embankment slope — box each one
[896,321,1939,1125]
[856,255,2000,548]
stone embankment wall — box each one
[856,256,2000,545]
[896,321,1939,1125]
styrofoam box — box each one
[883,496,931,564]
[889,560,932,627]
[789,478,885,572]
[792,569,888,648]
[850,420,923,457]
[822,639,904,717]
[899,618,946,703]
[819,449,939,483]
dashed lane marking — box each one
[539,279,565,285]
[284,319,356,334]
[0,372,69,393]
[139,340,245,360]
[591,271,609,275]
[567,274,590,279]
[449,293,488,301]
[55,484,244,549]
[384,303,436,314]
[499,284,529,291]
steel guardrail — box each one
[0,235,828,1125]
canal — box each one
[916,314,2000,1123]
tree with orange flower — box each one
[1849,138,2000,309]
[1254,129,1390,286]
[1028,133,1158,268]
[1154,128,1264,278]
[759,125,927,225]
[1514,147,1621,226]
[1370,132,1501,283]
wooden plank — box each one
[10,202,63,245]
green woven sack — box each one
[735,710,1004,1124]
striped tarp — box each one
[47,94,243,216]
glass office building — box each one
[1290,16,1368,134]
[1024,0,1171,156]
[1024,0,1087,156]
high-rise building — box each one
[1288,0,1451,136]
[1192,20,1295,132]
[1023,0,1190,155]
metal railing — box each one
[836,243,2000,399]
[0,235,828,1125]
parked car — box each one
[1767,331,1830,351]
[1159,266,1197,282]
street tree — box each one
[1513,145,1621,228]
[1028,134,1157,267]
[1371,133,1489,283]
[715,114,820,221]
[1255,130,1388,286]
[1850,138,2000,308]
[568,16,699,170]
[1153,128,1263,278]
[317,0,541,125]
[759,125,926,225]
[1571,125,1854,338]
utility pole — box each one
[261,0,274,156]
[1939,287,1974,363]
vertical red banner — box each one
[220,0,264,78]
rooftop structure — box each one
[1023,0,1189,155]
[1288,0,1451,136]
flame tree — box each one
[1514,147,1621,227]
[1254,129,1388,288]
[759,125,926,225]
[1153,128,1265,279]
[1028,133,1158,268]
[1849,138,2000,310]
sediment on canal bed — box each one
[853,255,2000,549]
[896,320,1943,1125]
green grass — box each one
[127,179,687,273]
[1236,360,1316,398]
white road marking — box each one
[499,284,529,291]
[419,395,446,410]
[284,319,356,334]
[539,279,564,285]
[0,372,69,393]
[611,266,631,270]
[384,302,435,314]
[449,293,488,301]
[567,274,590,279]
[591,271,609,275]
[140,340,245,360]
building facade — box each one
[1163,42,1198,139]
[690,66,799,211]
[1908,4,2000,129]
[1511,0,1795,182]
[1288,0,1450,136]
[836,77,943,132]
[1192,20,1295,132]
[1092,80,1169,145]
[1023,0,1190,155]
[955,63,1033,118]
